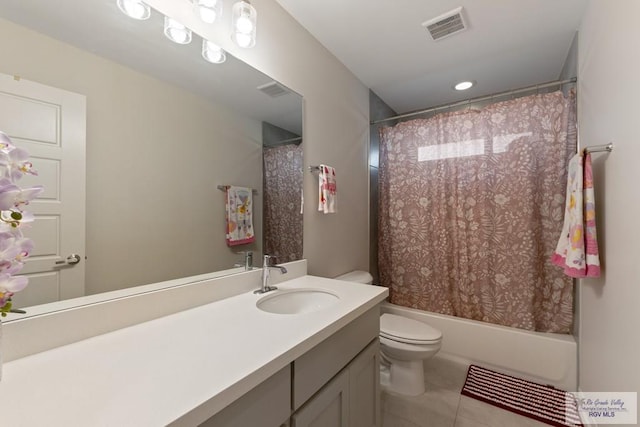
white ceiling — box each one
[275,0,588,114]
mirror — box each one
[262,123,304,263]
[0,0,303,314]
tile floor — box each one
[381,356,550,427]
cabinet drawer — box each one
[293,306,379,410]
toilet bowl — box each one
[334,271,443,396]
[379,313,442,395]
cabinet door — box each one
[349,340,381,427]
[292,369,349,427]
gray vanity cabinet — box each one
[348,339,381,427]
[292,339,380,427]
[198,305,381,427]
[292,368,350,426]
[292,306,381,427]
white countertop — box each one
[0,275,387,426]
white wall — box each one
[578,0,640,396]
[147,0,371,278]
[0,18,263,295]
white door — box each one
[0,73,86,308]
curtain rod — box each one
[371,77,577,125]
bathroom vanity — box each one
[200,305,380,427]
[0,262,388,426]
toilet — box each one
[335,270,443,396]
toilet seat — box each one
[380,313,442,345]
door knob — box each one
[66,254,81,265]
[55,254,81,266]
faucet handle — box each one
[234,251,253,270]
[263,254,277,266]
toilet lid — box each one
[380,313,442,344]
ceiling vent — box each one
[257,81,290,97]
[422,6,467,41]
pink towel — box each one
[318,164,337,214]
[551,152,601,277]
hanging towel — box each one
[551,153,601,277]
[582,153,601,276]
[318,164,337,214]
[225,186,255,246]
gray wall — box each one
[262,121,301,147]
[560,32,579,83]
[577,0,640,395]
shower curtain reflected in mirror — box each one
[378,91,576,333]
[263,143,303,262]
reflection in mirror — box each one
[0,0,303,315]
[262,123,303,263]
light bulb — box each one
[164,17,192,45]
[231,1,257,48]
[236,15,253,33]
[117,0,150,20]
[234,32,252,48]
[202,40,226,64]
[193,0,222,24]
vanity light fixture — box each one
[164,17,192,44]
[231,0,257,48]
[202,40,227,64]
[116,0,151,20]
[193,0,222,24]
[454,81,475,91]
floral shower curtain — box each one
[263,144,303,262]
[378,91,576,333]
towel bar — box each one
[217,185,259,194]
[583,143,613,154]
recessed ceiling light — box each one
[454,81,474,91]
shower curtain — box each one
[378,91,576,333]
[263,144,303,262]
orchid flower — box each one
[0,132,38,182]
[0,273,28,294]
[0,235,33,275]
[0,272,29,316]
[0,183,44,211]
[0,131,40,314]
[0,233,23,262]
[0,131,12,150]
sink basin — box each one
[257,288,340,315]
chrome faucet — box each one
[255,255,287,294]
[234,251,253,271]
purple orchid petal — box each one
[0,132,12,149]
[0,185,21,210]
[8,147,29,162]
[0,273,28,293]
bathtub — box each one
[380,302,577,391]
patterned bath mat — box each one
[461,364,583,427]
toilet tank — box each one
[334,270,373,284]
